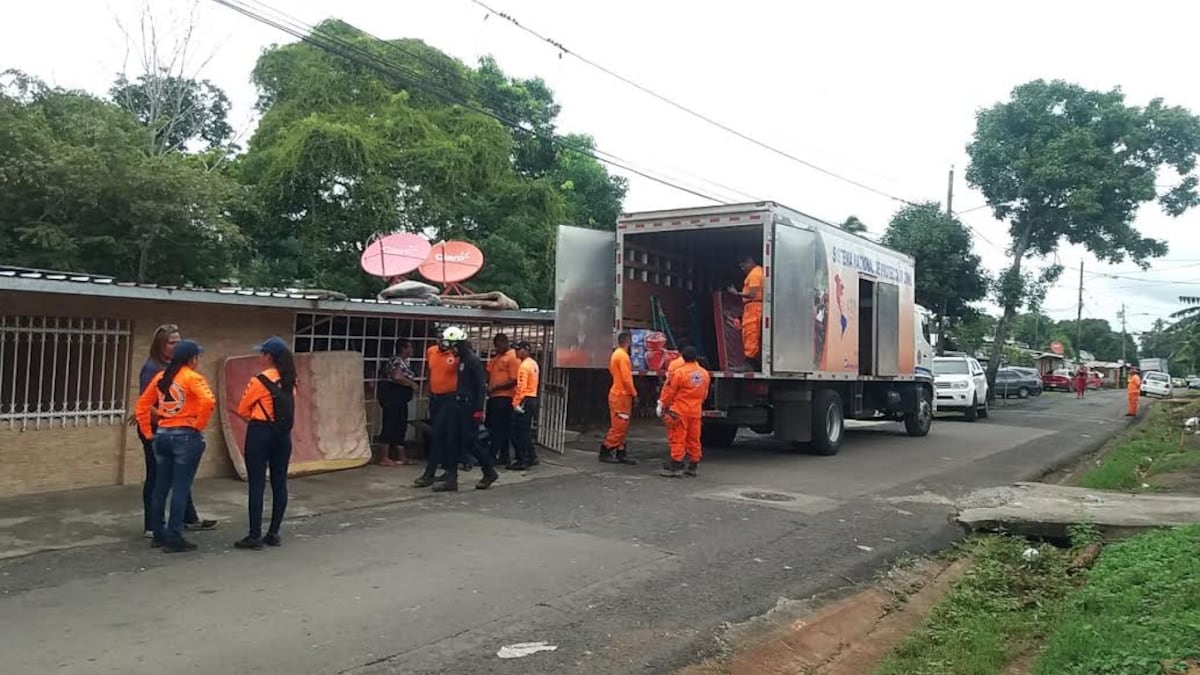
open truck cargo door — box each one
[770,221,820,373]
[554,225,617,369]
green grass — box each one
[1033,524,1200,675]
[874,537,1075,675]
[1080,402,1200,491]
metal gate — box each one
[537,367,569,454]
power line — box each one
[211,0,753,205]
[466,0,922,207]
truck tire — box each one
[701,422,738,448]
[810,389,844,456]
[903,388,933,437]
[964,395,978,422]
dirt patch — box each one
[679,557,970,675]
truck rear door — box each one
[554,226,617,369]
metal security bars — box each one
[292,312,560,450]
[0,316,133,431]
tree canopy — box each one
[966,79,1200,381]
[880,202,989,332]
[236,21,626,304]
[0,70,245,285]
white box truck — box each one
[553,202,935,455]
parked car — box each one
[1087,371,1104,390]
[1141,371,1172,398]
[1041,369,1073,392]
[995,368,1043,398]
[1187,375,1200,390]
[933,356,990,421]
[1172,377,1187,389]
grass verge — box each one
[874,536,1076,675]
[1080,399,1200,491]
[1032,524,1200,675]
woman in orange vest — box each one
[134,340,216,553]
[233,337,298,550]
[509,340,541,470]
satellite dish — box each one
[359,233,432,278]
[419,240,484,295]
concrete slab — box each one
[0,512,671,675]
[956,481,1200,539]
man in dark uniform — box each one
[433,326,500,492]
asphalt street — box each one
[0,389,1130,675]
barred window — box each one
[0,316,133,431]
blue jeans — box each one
[151,429,206,543]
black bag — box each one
[255,373,295,434]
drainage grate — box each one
[739,491,798,503]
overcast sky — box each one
[6,0,1200,336]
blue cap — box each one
[173,339,204,362]
[254,336,289,356]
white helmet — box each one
[441,326,468,344]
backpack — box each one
[255,373,295,434]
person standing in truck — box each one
[727,254,764,370]
[600,331,639,465]
[657,346,711,478]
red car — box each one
[1087,372,1104,389]
[1041,370,1073,391]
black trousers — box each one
[142,434,198,531]
[379,390,412,446]
[244,421,293,539]
[423,394,455,477]
[433,398,494,485]
[513,398,540,465]
[485,396,514,462]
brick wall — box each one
[0,291,292,497]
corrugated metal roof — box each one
[0,266,555,323]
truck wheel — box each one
[810,389,844,456]
[701,422,738,448]
[964,395,978,422]
[903,388,933,437]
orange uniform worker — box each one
[727,254,764,368]
[414,341,461,487]
[1126,368,1142,417]
[486,333,521,466]
[509,340,541,470]
[233,336,298,551]
[600,331,639,465]
[657,346,711,478]
[134,339,216,553]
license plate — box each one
[701,410,728,418]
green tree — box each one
[948,311,995,354]
[110,73,234,155]
[1009,311,1055,350]
[881,202,989,352]
[840,215,868,234]
[238,21,624,303]
[966,79,1200,382]
[0,71,245,285]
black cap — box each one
[513,340,532,351]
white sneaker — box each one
[143,530,154,539]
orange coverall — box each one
[604,347,637,450]
[1127,373,1141,416]
[741,265,764,360]
[659,361,711,463]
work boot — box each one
[616,449,638,465]
[432,480,458,492]
[476,467,499,490]
[599,444,621,463]
[659,460,684,478]
[412,474,436,488]
[683,461,699,477]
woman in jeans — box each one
[233,337,297,550]
[134,340,216,553]
[134,324,217,538]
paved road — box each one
[0,390,1130,674]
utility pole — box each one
[1075,260,1084,364]
[1119,303,1128,387]
[938,166,954,356]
